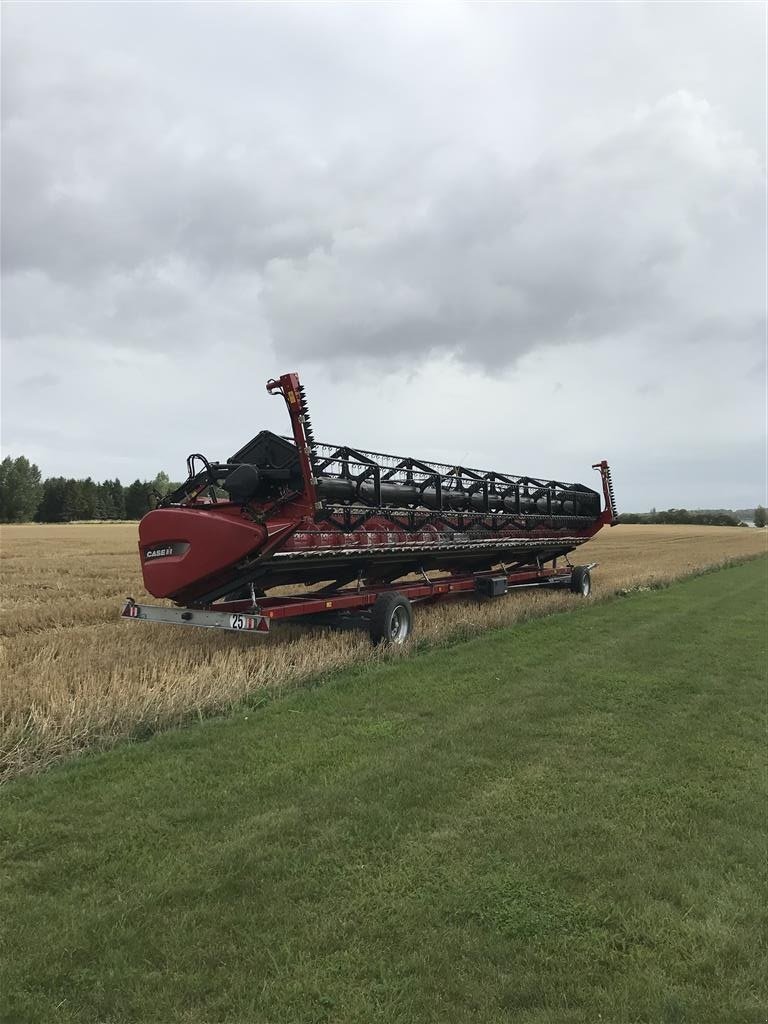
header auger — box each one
[123,371,617,645]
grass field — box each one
[1,560,765,1023]
[1,522,765,780]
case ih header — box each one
[123,372,618,644]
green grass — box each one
[2,559,766,1024]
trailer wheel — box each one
[370,593,413,645]
[570,566,592,597]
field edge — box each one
[3,550,765,787]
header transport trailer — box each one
[122,372,618,645]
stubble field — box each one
[1,522,765,781]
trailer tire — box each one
[570,566,592,597]
[370,593,413,646]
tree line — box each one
[618,508,765,527]
[0,455,175,523]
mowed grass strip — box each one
[1,560,766,1024]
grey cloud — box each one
[683,314,766,347]
[19,371,58,391]
[4,6,762,370]
[1,2,764,509]
[262,94,764,366]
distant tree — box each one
[152,471,171,497]
[37,477,68,521]
[29,471,165,522]
[617,508,740,527]
[62,479,88,521]
[80,477,98,520]
[0,457,16,521]
[755,505,767,528]
[93,482,108,519]
[125,479,153,519]
[108,479,126,519]
[0,455,43,522]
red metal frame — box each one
[266,372,317,515]
[211,564,572,623]
[592,460,618,526]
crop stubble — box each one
[1,522,765,780]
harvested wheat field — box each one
[1,522,765,781]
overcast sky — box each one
[2,1,766,510]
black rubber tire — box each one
[570,566,592,597]
[369,592,413,645]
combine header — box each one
[122,372,617,644]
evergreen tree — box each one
[80,478,98,520]
[97,482,116,520]
[62,479,88,521]
[0,457,13,521]
[108,479,126,519]
[755,505,767,528]
[1,459,167,522]
[125,479,152,519]
[0,455,43,522]
[37,477,68,521]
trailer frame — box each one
[121,559,598,644]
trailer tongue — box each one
[122,371,618,644]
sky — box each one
[1,1,766,511]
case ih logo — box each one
[145,545,174,560]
